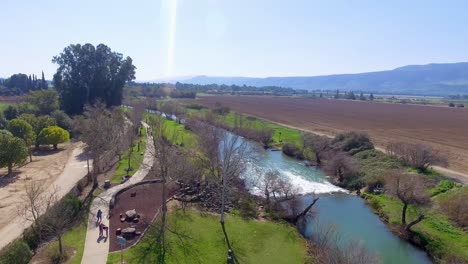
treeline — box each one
[124,82,309,98]
[0,72,48,95]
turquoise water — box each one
[240,139,432,264]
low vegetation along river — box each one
[240,137,432,264]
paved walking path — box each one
[0,144,89,250]
[81,123,154,264]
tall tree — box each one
[27,90,60,115]
[7,119,35,161]
[0,133,28,175]
[41,71,47,89]
[52,43,136,115]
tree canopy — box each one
[52,43,136,114]
[7,119,35,142]
[37,126,69,150]
[0,133,28,175]
[27,90,59,115]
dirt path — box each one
[188,96,468,174]
[0,143,89,250]
[213,111,468,185]
[81,122,155,264]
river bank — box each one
[176,104,468,263]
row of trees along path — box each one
[81,122,154,264]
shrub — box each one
[439,187,468,228]
[332,131,374,155]
[0,240,33,264]
[456,103,464,108]
[430,180,459,196]
[185,104,205,110]
[238,197,258,219]
[282,143,304,159]
[448,102,455,107]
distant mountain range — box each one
[178,62,468,96]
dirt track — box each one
[187,96,468,174]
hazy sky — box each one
[1,0,468,80]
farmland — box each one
[182,96,468,174]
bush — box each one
[430,180,459,196]
[456,103,464,108]
[332,131,374,155]
[22,227,40,251]
[448,102,455,107]
[0,240,33,264]
[282,143,304,159]
[439,187,468,228]
[185,104,205,110]
[238,197,258,219]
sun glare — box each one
[167,0,178,77]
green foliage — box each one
[282,142,304,159]
[430,180,460,196]
[354,149,402,190]
[0,133,28,173]
[53,43,136,115]
[7,118,34,142]
[238,196,258,219]
[37,126,70,149]
[3,105,18,120]
[111,127,147,183]
[185,103,206,110]
[0,240,33,264]
[0,130,12,136]
[50,110,73,131]
[107,209,308,264]
[27,90,59,115]
[368,194,468,261]
[332,131,374,154]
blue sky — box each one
[1,0,468,81]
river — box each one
[240,137,432,264]
[146,109,432,263]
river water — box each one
[240,138,432,264]
[146,109,432,263]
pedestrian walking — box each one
[99,223,104,237]
[97,209,103,223]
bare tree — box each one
[255,125,274,148]
[387,142,448,171]
[18,180,53,243]
[324,152,357,184]
[439,187,468,228]
[308,223,379,264]
[302,133,331,166]
[75,102,127,187]
[194,122,247,262]
[385,170,430,231]
[42,195,75,259]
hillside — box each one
[185,62,468,96]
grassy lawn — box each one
[145,113,198,149]
[366,193,468,261]
[110,127,147,183]
[107,209,308,264]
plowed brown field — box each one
[186,96,468,174]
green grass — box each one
[185,108,302,148]
[366,193,468,261]
[110,127,147,183]
[145,113,198,149]
[107,209,308,264]
[43,193,98,264]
